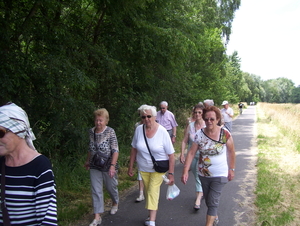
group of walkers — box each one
[83,100,236,226]
[0,100,238,226]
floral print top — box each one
[194,128,231,177]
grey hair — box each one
[137,104,157,117]
[160,101,168,106]
[203,99,214,106]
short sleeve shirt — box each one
[194,128,231,177]
[156,110,178,130]
[221,107,234,122]
[131,124,175,172]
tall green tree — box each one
[262,78,295,103]
[0,0,241,158]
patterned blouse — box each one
[194,128,231,177]
[88,126,119,170]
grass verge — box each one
[255,103,300,226]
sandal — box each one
[194,204,200,210]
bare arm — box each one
[167,153,175,185]
[109,151,119,178]
[127,147,137,177]
[84,151,91,170]
[171,126,177,144]
[226,136,236,181]
[181,142,198,184]
[180,124,190,164]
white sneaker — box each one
[110,205,118,215]
[144,219,155,226]
[136,194,145,202]
[89,218,102,226]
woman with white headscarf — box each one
[0,102,57,225]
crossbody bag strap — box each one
[1,157,11,226]
[142,125,156,164]
[94,129,98,151]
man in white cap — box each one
[220,101,234,132]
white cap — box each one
[221,101,229,105]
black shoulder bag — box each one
[1,157,11,226]
[91,130,112,172]
[143,125,169,173]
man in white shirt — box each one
[220,101,234,132]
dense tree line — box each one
[1,0,298,161]
[1,0,241,158]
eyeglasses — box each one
[141,115,152,119]
[204,118,216,122]
[160,108,165,110]
[0,128,9,138]
[194,111,202,114]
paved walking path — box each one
[83,106,258,226]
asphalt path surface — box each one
[84,106,258,226]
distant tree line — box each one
[225,51,300,104]
[1,0,298,162]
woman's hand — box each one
[167,174,175,186]
[84,161,90,170]
[109,166,116,178]
[180,153,185,164]
[228,169,235,181]
[181,172,189,185]
[127,167,134,177]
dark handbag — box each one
[143,125,169,173]
[92,151,111,168]
[1,157,11,226]
[153,160,169,173]
[91,130,112,171]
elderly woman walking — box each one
[180,104,205,210]
[128,104,175,226]
[181,106,236,226]
[84,108,119,226]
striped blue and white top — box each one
[0,155,57,225]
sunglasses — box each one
[204,118,216,122]
[0,128,9,138]
[141,115,152,119]
[194,111,202,114]
[160,108,165,110]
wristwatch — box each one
[172,135,176,138]
[168,172,174,175]
[230,168,235,171]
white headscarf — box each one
[0,102,36,151]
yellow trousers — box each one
[140,171,165,210]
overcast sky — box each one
[226,0,300,87]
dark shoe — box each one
[144,217,150,226]
[194,204,200,210]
